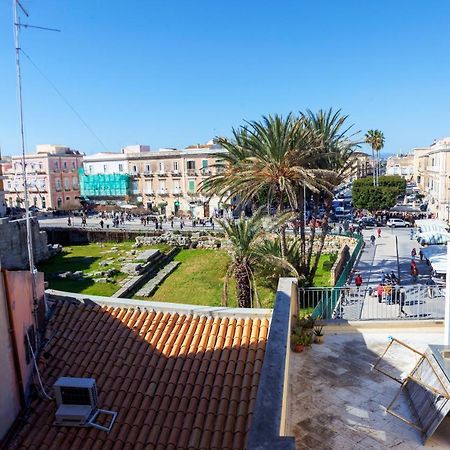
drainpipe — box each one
[445,243,450,346]
[0,269,26,408]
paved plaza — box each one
[287,326,450,449]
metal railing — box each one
[300,284,445,321]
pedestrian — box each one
[381,271,386,284]
[389,271,399,284]
[370,234,376,246]
[377,283,384,303]
[399,289,407,317]
[377,227,381,238]
[411,248,417,260]
[355,273,363,288]
[410,228,414,240]
[411,265,419,283]
[67,216,71,226]
[419,249,423,261]
[99,219,104,229]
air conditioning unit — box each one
[54,377,97,427]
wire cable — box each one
[25,328,53,400]
[20,48,109,151]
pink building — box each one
[3,145,84,211]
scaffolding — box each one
[79,169,130,198]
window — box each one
[66,196,70,201]
[72,161,76,169]
[64,178,70,190]
[133,165,138,173]
[145,164,151,173]
[159,180,166,192]
[187,160,195,170]
[72,177,78,189]
[39,162,43,171]
[33,197,38,206]
[88,165,93,173]
[57,198,62,208]
[41,197,46,209]
[63,161,68,170]
[119,164,124,172]
[159,162,164,172]
[7,181,11,190]
[103,165,107,173]
[202,160,208,169]
[188,180,195,192]
[54,162,59,171]
[173,161,179,171]
[56,179,62,190]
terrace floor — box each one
[287,324,450,449]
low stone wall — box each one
[0,217,50,270]
[330,244,351,285]
[135,233,223,249]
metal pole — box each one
[445,242,450,345]
[13,1,38,328]
[303,183,306,226]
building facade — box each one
[413,138,450,219]
[386,154,414,179]
[0,153,6,217]
[81,141,227,217]
[343,151,372,182]
[3,145,84,211]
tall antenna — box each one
[12,0,60,343]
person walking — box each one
[67,216,71,226]
[411,265,419,283]
[411,248,417,260]
[410,228,414,240]
[355,273,363,288]
[398,289,407,317]
[377,283,384,303]
[370,234,376,246]
[99,219,104,229]
[377,227,382,238]
[381,271,386,284]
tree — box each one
[217,213,264,308]
[352,175,406,211]
[202,114,324,259]
[365,129,385,186]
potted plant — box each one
[293,334,305,353]
[313,325,324,344]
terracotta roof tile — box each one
[8,302,269,450]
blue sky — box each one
[1,0,450,156]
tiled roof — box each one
[9,301,269,450]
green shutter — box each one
[189,180,195,192]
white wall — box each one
[83,155,129,175]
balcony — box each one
[131,172,140,177]
[143,171,154,177]
[158,190,169,197]
[200,169,213,176]
[172,190,183,195]
[144,190,154,195]
[157,172,168,177]
[55,186,62,192]
[187,169,197,177]
[171,171,182,177]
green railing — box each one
[310,234,364,319]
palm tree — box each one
[299,109,358,282]
[217,213,265,308]
[202,114,324,258]
[365,130,385,186]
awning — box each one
[415,219,449,233]
[417,232,450,245]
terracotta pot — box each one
[293,344,304,353]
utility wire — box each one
[20,48,109,151]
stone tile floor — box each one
[287,327,450,449]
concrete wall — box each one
[0,272,21,440]
[331,244,351,285]
[0,218,49,270]
[0,270,44,440]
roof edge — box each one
[45,289,273,319]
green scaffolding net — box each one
[79,169,131,197]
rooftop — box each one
[8,298,270,449]
[287,323,450,449]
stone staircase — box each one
[135,261,181,297]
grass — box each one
[37,241,171,297]
[39,241,334,308]
[312,253,338,287]
[146,249,275,308]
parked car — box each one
[386,218,410,228]
[359,217,376,228]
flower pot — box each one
[314,335,324,344]
[293,344,304,353]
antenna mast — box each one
[13,0,60,339]
[13,0,36,307]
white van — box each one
[386,218,410,228]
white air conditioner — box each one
[54,377,97,427]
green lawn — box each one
[147,249,275,308]
[39,242,334,307]
[312,253,337,287]
[38,241,171,297]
